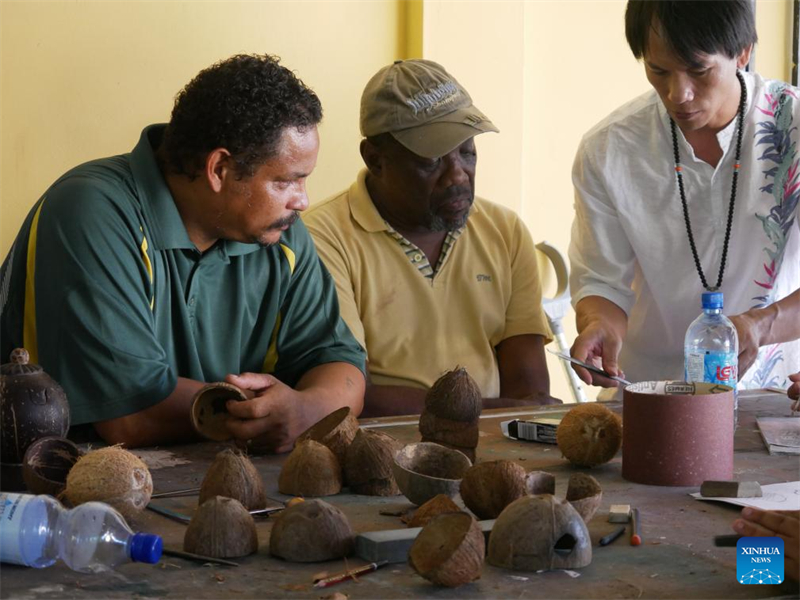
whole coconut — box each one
[269,499,354,562]
[566,472,603,523]
[279,440,342,497]
[459,460,529,519]
[424,367,482,422]
[557,403,622,467]
[199,449,267,510]
[344,429,401,496]
[184,496,258,558]
[488,494,592,571]
[64,446,152,520]
[409,512,484,587]
[295,406,359,468]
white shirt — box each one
[570,71,800,389]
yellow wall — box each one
[1,0,793,402]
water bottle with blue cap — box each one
[0,493,162,572]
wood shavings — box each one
[131,449,190,470]
[320,594,349,600]
[214,573,225,583]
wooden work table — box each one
[2,390,798,599]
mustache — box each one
[434,185,473,205]
[268,211,300,231]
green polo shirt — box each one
[0,125,365,426]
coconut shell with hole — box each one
[295,406,359,468]
[278,440,342,497]
[424,367,482,422]
[488,494,592,571]
[566,473,603,523]
[344,429,401,496]
[63,446,152,520]
[459,460,529,519]
[190,382,248,442]
[407,494,462,528]
[392,442,471,506]
[269,499,354,562]
[198,449,267,510]
[419,412,480,447]
[557,403,622,467]
[409,512,484,587]
[22,437,83,497]
[184,496,258,558]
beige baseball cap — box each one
[360,59,498,159]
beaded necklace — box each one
[669,70,747,292]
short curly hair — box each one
[161,54,322,179]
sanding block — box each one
[700,480,762,498]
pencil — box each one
[313,560,388,588]
[599,525,626,546]
[631,508,642,546]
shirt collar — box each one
[130,124,260,257]
[348,168,480,232]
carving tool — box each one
[147,504,283,523]
[151,487,201,499]
[547,349,631,386]
[599,525,626,547]
[162,547,239,567]
[630,508,642,546]
[313,560,388,588]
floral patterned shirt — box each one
[570,71,799,390]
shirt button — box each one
[413,253,422,262]
[189,297,196,306]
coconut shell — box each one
[64,446,152,520]
[459,460,529,520]
[198,449,267,510]
[22,437,83,497]
[392,442,471,506]
[279,440,342,497]
[487,494,592,571]
[184,496,258,558]
[557,403,622,467]
[566,473,603,523]
[525,471,556,495]
[407,494,462,528]
[419,412,479,447]
[344,429,401,496]
[424,367,482,422]
[269,499,354,562]
[190,382,248,442]
[409,512,484,587]
[295,406,359,468]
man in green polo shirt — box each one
[305,59,559,416]
[0,54,366,451]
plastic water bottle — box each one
[684,292,739,425]
[0,493,162,572]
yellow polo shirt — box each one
[304,169,551,397]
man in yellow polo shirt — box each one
[305,59,559,416]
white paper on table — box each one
[690,481,800,511]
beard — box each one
[426,186,474,232]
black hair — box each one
[625,1,757,66]
[162,54,322,179]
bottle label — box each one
[0,493,35,565]
[685,351,737,387]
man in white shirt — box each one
[569,0,800,393]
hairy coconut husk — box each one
[525,471,556,495]
[488,494,592,571]
[184,496,258,558]
[419,412,479,447]
[23,437,83,497]
[556,403,622,467]
[269,499,355,562]
[295,407,359,469]
[393,442,472,506]
[459,460,529,520]
[344,429,401,496]
[424,367,482,422]
[198,449,267,510]
[279,440,342,497]
[409,512,484,587]
[64,446,152,520]
[407,494,462,528]
[566,473,603,523]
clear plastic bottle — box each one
[0,493,162,572]
[684,291,739,425]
